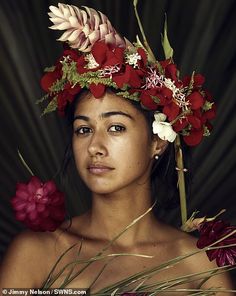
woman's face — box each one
[72,91,157,195]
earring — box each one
[154,154,159,160]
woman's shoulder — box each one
[157,222,234,289]
[154,221,214,271]
[0,227,72,288]
[155,220,197,246]
[156,221,210,265]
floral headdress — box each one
[40,2,216,148]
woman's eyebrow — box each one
[73,115,89,122]
[74,111,134,122]
[101,111,134,120]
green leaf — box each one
[116,91,140,101]
[133,0,138,7]
[44,66,56,72]
[151,95,160,104]
[186,71,195,97]
[135,35,146,50]
[203,125,211,137]
[35,94,50,104]
[41,96,58,116]
[203,101,214,111]
[49,79,66,93]
[161,14,174,59]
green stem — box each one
[174,136,187,226]
[17,149,34,176]
[44,203,156,288]
[133,1,156,63]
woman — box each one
[0,90,234,293]
[0,2,235,294]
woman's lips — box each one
[87,165,114,175]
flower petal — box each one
[89,83,105,98]
[187,91,204,110]
[183,129,203,146]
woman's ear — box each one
[151,135,168,158]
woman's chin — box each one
[85,182,116,195]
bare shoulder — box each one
[158,222,234,291]
[0,217,86,288]
[0,229,67,288]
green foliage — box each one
[116,91,140,102]
[161,14,174,60]
[42,96,58,116]
[35,94,50,104]
[203,125,211,137]
[44,66,56,72]
[151,95,160,104]
[203,101,214,111]
[186,71,195,97]
[49,79,66,93]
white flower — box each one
[125,52,141,68]
[85,53,99,69]
[152,113,177,142]
[98,65,120,78]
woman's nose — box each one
[87,130,108,157]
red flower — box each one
[92,41,124,67]
[187,91,204,110]
[40,67,62,92]
[160,60,178,82]
[183,129,204,146]
[202,103,217,123]
[140,87,173,111]
[11,176,66,232]
[137,47,147,68]
[197,220,236,266]
[140,89,160,110]
[89,83,106,98]
[113,65,143,89]
[56,83,82,115]
[173,118,188,132]
[163,102,180,121]
[77,55,87,74]
[41,49,81,93]
[63,49,80,61]
[165,63,178,82]
[183,73,205,88]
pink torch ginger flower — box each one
[11,176,66,232]
[197,220,236,267]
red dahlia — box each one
[197,220,236,266]
[11,176,66,232]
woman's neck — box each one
[83,185,158,247]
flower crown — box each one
[40,3,216,146]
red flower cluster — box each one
[172,75,216,146]
[197,220,236,266]
[41,41,216,146]
[11,176,66,232]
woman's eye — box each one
[74,127,92,135]
[108,125,126,133]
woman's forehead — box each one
[75,91,140,118]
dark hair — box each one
[60,89,192,224]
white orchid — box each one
[152,112,177,142]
